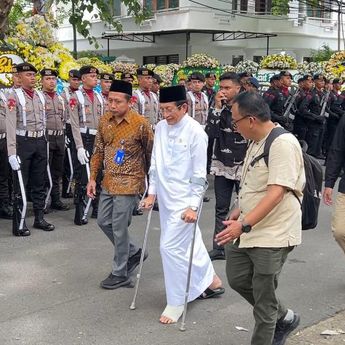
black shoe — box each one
[13,223,31,237]
[74,204,88,225]
[128,248,148,274]
[91,208,98,219]
[62,192,73,199]
[132,208,143,216]
[33,218,55,231]
[208,249,225,261]
[272,311,300,345]
[100,274,131,289]
[51,200,70,211]
[0,203,13,219]
[203,196,210,202]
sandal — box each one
[198,287,225,299]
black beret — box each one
[153,73,163,83]
[109,80,132,96]
[313,74,324,81]
[137,68,154,77]
[270,74,281,83]
[16,62,37,73]
[40,68,58,77]
[79,65,99,76]
[100,73,114,81]
[205,72,216,78]
[190,72,205,82]
[12,64,18,74]
[69,69,80,78]
[279,70,292,78]
[121,72,134,80]
[159,85,187,103]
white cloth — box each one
[9,155,20,171]
[77,148,89,165]
[149,114,214,306]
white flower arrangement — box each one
[235,60,259,74]
[182,54,220,69]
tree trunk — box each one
[0,0,14,37]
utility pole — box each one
[338,1,341,51]
[72,0,77,59]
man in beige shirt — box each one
[216,92,305,345]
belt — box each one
[16,130,45,138]
[0,133,6,139]
[80,127,97,135]
[47,129,64,136]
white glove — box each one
[9,155,21,171]
[65,136,70,148]
[77,148,89,165]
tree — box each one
[311,44,335,62]
[271,0,289,16]
[0,0,149,44]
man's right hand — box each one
[140,194,156,209]
[87,179,96,199]
[323,187,333,206]
[214,90,226,109]
[9,155,20,171]
[77,148,89,165]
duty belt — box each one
[47,130,64,136]
[16,130,45,138]
[0,133,6,139]
[80,127,97,135]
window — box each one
[255,0,272,14]
[240,0,248,12]
[232,55,244,66]
[253,55,262,64]
[143,0,179,11]
[303,57,312,63]
[143,54,179,65]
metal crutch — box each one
[82,162,92,222]
[16,157,27,231]
[44,142,53,210]
[130,176,152,310]
[180,180,208,332]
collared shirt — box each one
[90,109,154,195]
[44,91,66,131]
[238,130,305,248]
[187,91,208,126]
[132,88,159,125]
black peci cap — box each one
[109,80,132,96]
[159,85,187,103]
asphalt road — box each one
[0,184,344,345]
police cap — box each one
[40,68,58,77]
[189,72,205,82]
[79,65,99,77]
[137,68,154,77]
[100,73,114,81]
[69,69,80,79]
[16,62,37,73]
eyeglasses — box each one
[231,116,249,130]
[158,104,183,117]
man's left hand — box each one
[181,208,197,223]
[215,220,243,246]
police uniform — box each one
[6,62,55,236]
[61,69,80,198]
[69,65,104,225]
[132,68,159,126]
[0,91,13,219]
[41,68,69,211]
[297,74,327,158]
[203,72,217,108]
[121,72,134,84]
[100,73,114,113]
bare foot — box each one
[159,315,176,324]
[208,274,222,290]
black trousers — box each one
[62,123,76,194]
[305,122,325,157]
[0,137,10,203]
[74,133,101,210]
[15,135,47,211]
[213,175,239,250]
[207,137,216,174]
[47,134,65,202]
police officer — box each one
[152,73,162,96]
[132,68,159,126]
[6,62,55,236]
[203,72,217,107]
[100,72,114,112]
[0,90,13,219]
[120,72,134,84]
[41,68,69,211]
[187,72,209,126]
[61,69,80,198]
[263,70,293,131]
[69,65,104,225]
[297,74,327,158]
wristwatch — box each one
[241,222,252,233]
[190,206,198,212]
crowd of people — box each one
[0,62,344,345]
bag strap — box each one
[250,127,288,167]
[75,90,86,123]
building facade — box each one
[56,0,344,65]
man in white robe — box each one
[141,85,224,324]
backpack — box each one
[250,127,323,230]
